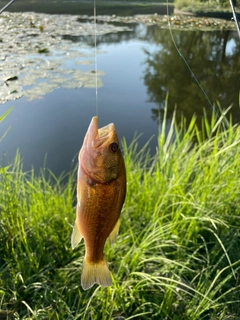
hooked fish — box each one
[71,116,126,290]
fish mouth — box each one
[98,123,115,138]
[87,116,116,149]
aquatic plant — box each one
[174,0,239,11]
[0,12,130,103]
[1,107,240,319]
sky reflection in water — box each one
[0,14,239,175]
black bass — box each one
[71,116,126,290]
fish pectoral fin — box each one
[108,218,120,247]
[81,258,112,290]
[71,220,83,250]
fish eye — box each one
[109,142,119,153]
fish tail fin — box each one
[81,258,112,290]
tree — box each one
[143,28,240,125]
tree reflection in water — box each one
[143,28,240,125]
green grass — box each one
[174,0,239,13]
[1,106,240,319]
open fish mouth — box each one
[87,116,116,149]
[98,123,115,139]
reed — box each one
[1,107,240,319]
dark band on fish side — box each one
[109,142,119,153]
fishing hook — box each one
[0,0,16,15]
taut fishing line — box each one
[94,0,98,117]
[166,0,215,113]
[0,0,16,14]
[229,0,240,41]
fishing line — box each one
[94,0,98,117]
[166,0,215,113]
[0,0,16,14]
[229,0,240,41]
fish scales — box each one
[71,116,126,290]
[78,183,121,260]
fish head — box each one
[79,116,124,184]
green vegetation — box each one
[1,105,240,319]
[174,0,239,14]
[0,108,13,142]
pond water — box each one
[0,2,239,176]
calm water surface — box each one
[0,3,239,176]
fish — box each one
[71,116,126,290]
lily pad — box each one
[94,14,236,31]
[38,48,50,54]
[75,60,92,65]
[49,76,68,85]
[83,77,104,89]
[62,81,83,89]
[24,82,59,100]
[0,11,130,104]
[0,83,23,102]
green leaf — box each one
[0,107,13,123]
[0,107,13,141]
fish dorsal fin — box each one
[71,220,83,250]
[108,218,120,246]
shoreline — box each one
[174,8,239,20]
[4,0,239,19]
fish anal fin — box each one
[81,258,112,291]
[108,218,120,246]
[71,220,83,250]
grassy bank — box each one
[1,107,240,319]
[174,0,239,15]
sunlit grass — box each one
[1,107,240,319]
[174,0,238,11]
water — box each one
[0,3,239,176]
[3,0,173,16]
